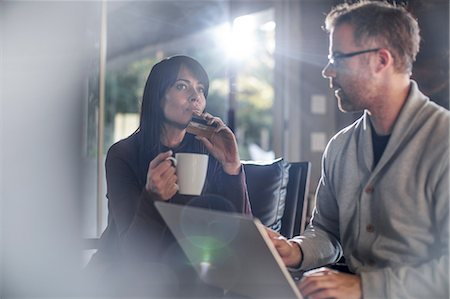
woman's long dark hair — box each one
[137,55,209,183]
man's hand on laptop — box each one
[299,267,362,299]
[265,228,302,268]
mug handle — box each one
[166,156,177,167]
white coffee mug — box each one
[168,153,209,196]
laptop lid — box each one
[155,201,302,299]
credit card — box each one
[186,116,217,138]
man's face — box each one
[322,23,376,112]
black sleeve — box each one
[105,144,166,264]
[206,158,252,215]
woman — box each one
[88,55,251,296]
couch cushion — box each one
[242,158,290,231]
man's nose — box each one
[322,62,335,79]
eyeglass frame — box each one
[327,48,381,67]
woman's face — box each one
[162,65,207,128]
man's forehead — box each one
[329,23,357,51]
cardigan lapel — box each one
[357,111,374,174]
[370,80,427,177]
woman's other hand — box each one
[195,113,241,175]
[145,151,178,200]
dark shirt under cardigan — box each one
[87,131,251,297]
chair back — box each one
[280,162,311,238]
[243,160,311,239]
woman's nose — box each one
[189,91,205,110]
[189,90,200,102]
[189,87,204,102]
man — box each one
[268,1,449,298]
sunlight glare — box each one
[227,14,257,61]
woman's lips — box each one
[191,109,202,117]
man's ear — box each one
[375,48,393,72]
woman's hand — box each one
[195,112,241,175]
[145,151,178,200]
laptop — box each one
[155,201,303,299]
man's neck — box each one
[369,77,411,136]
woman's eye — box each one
[176,83,187,91]
[198,87,205,94]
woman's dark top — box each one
[87,131,251,297]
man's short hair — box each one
[324,1,420,74]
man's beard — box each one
[335,87,364,113]
[335,89,351,112]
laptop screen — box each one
[155,201,302,299]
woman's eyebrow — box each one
[176,78,204,86]
[175,78,191,83]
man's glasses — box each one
[327,48,380,67]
